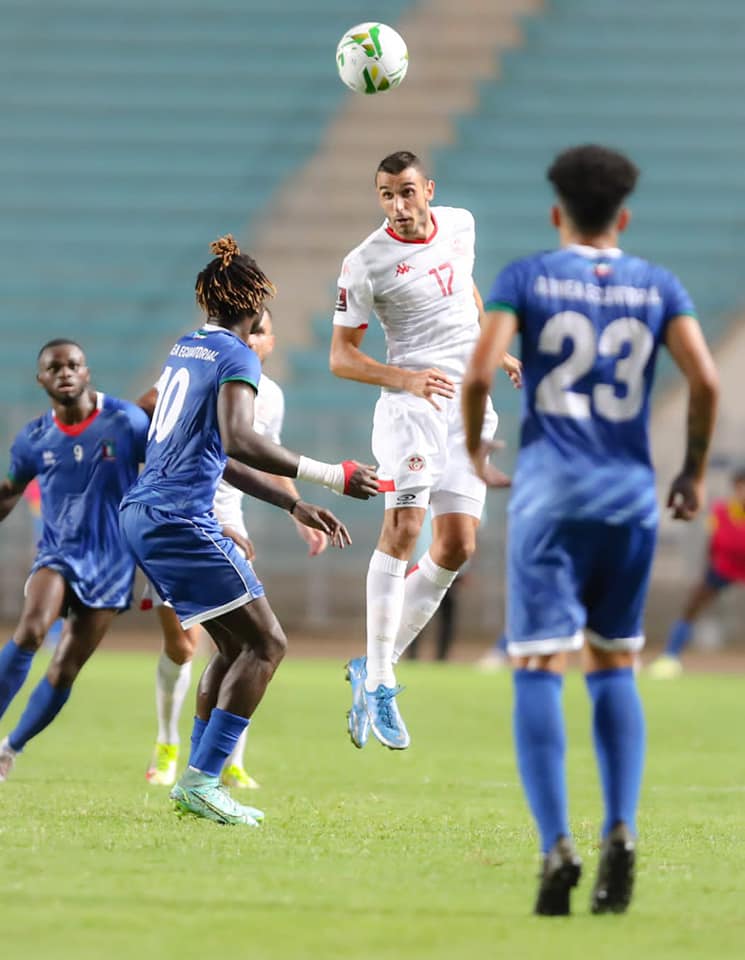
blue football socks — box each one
[586,667,645,838]
[188,716,209,767]
[664,619,693,657]
[513,669,570,853]
[8,677,71,752]
[0,640,35,721]
[190,708,249,777]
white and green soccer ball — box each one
[336,22,408,95]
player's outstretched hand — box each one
[341,461,379,499]
[502,353,523,389]
[292,501,352,548]
[292,518,329,557]
[404,368,456,411]
[667,472,703,521]
[468,440,511,489]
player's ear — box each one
[425,178,435,201]
[617,207,631,233]
[550,204,562,229]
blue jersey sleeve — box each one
[7,428,36,486]
[485,259,526,316]
[660,270,696,324]
[217,341,261,392]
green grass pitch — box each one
[1,653,744,960]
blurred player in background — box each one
[463,145,719,915]
[650,464,745,677]
[141,306,329,789]
[330,150,520,751]
[120,236,377,827]
[0,341,149,780]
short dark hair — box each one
[37,338,83,360]
[376,150,426,180]
[547,145,639,234]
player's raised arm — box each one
[664,314,719,520]
[222,460,351,547]
[462,309,517,487]
[218,380,378,500]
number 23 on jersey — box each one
[535,311,654,423]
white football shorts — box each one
[372,388,498,518]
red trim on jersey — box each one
[385,213,438,245]
[406,563,419,578]
[53,407,101,436]
[378,479,396,492]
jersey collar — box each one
[385,212,438,245]
[53,391,104,436]
[200,321,245,345]
[567,243,623,259]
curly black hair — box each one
[547,145,639,234]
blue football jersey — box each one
[7,393,149,606]
[486,244,696,526]
[122,324,261,515]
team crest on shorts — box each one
[407,454,425,472]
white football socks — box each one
[156,653,192,744]
[224,725,249,770]
[365,550,407,691]
[392,552,458,664]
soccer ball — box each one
[336,22,408,95]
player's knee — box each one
[14,616,51,652]
[432,534,475,571]
[262,624,287,666]
[379,511,423,556]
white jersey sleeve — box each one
[253,374,285,444]
[213,373,286,533]
[333,248,373,329]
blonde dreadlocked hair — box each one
[195,234,276,323]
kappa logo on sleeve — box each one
[335,287,348,312]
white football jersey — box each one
[213,373,285,531]
[333,206,481,383]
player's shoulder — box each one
[340,222,389,271]
[17,410,50,445]
[102,394,150,432]
[431,205,475,231]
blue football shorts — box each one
[119,501,264,629]
[506,514,657,656]
[28,550,136,612]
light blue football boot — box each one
[170,768,263,826]
[366,684,410,750]
[345,656,371,748]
